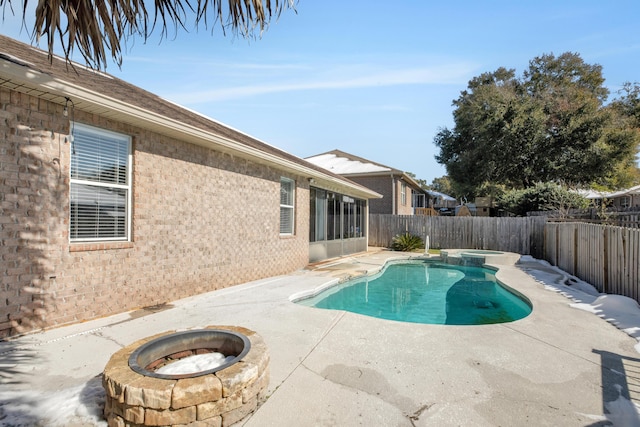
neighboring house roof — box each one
[305,149,426,193]
[577,189,607,199]
[306,151,391,175]
[578,185,640,199]
[607,184,640,198]
[426,190,456,202]
[0,35,381,200]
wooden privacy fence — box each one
[529,209,640,228]
[545,223,640,300]
[368,215,546,258]
[369,215,639,302]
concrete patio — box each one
[1,248,639,426]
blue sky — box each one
[2,0,639,183]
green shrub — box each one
[391,233,424,252]
[496,182,589,216]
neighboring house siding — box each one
[347,176,394,214]
[347,176,414,215]
[397,183,413,216]
[0,88,309,337]
[612,193,640,210]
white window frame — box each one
[401,182,407,206]
[620,196,631,209]
[69,123,132,242]
[280,177,295,235]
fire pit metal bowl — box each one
[102,325,269,427]
[128,329,251,380]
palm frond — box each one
[17,0,296,69]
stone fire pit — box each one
[102,325,269,427]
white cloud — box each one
[125,55,311,71]
[588,43,640,60]
[167,62,477,104]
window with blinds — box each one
[280,177,295,235]
[69,123,132,241]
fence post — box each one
[574,226,579,275]
[553,226,560,266]
[603,227,609,294]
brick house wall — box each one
[1,87,309,337]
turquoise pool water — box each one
[296,261,531,325]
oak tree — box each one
[434,52,640,196]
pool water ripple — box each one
[296,261,532,325]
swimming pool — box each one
[295,260,532,325]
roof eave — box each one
[342,170,425,192]
[1,58,381,200]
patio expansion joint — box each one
[297,356,433,422]
[296,360,416,410]
[500,323,605,369]
[264,311,347,398]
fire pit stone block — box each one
[102,326,269,427]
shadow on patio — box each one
[591,349,640,427]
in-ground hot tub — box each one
[102,325,269,427]
[440,249,520,266]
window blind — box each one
[71,125,129,184]
[280,178,295,234]
[70,184,127,239]
[70,124,131,241]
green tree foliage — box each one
[613,82,640,124]
[605,82,640,187]
[405,172,430,190]
[430,176,452,194]
[429,175,465,200]
[2,0,296,69]
[434,52,640,195]
[496,182,589,217]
